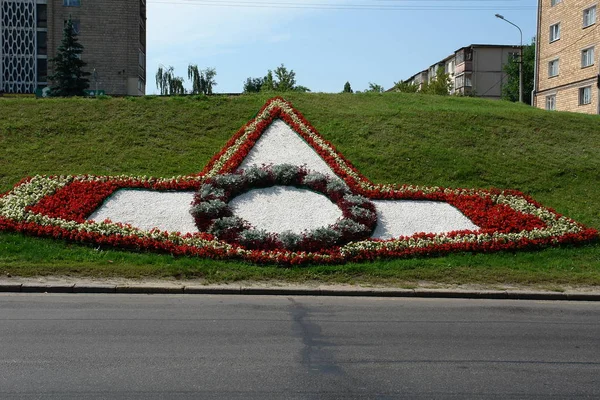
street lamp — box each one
[495,13,523,103]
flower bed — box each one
[0,97,597,265]
[191,164,377,251]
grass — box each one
[1,93,599,286]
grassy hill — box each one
[1,93,599,286]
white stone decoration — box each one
[238,119,338,179]
[88,190,198,235]
[371,200,480,240]
[87,118,481,239]
[228,186,343,234]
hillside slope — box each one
[1,93,598,283]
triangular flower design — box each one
[0,97,596,264]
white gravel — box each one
[229,186,342,234]
[88,189,198,234]
[238,119,338,178]
[86,119,480,240]
[371,200,480,239]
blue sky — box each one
[146,0,537,94]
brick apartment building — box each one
[402,44,521,99]
[534,0,599,113]
[0,0,146,95]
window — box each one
[455,75,464,88]
[551,0,561,5]
[465,73,472,87]
[36,4,47,28]
[37,59,48,83]
[583,6,596,27]
[64,19,80,34]
[548,59,559,77]
[579,86,592,105]
[550,23,560,42]
[546,95,556,110]
[63,0,80,6]
[582,47,595,67]
[36,31,47,55]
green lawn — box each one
[1,93,599,285]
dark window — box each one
[36,4,47,28]
[37,58,47,82]
[63,0,81,6]
[36,31,47,55]
[64,19,80,34]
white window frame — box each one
[582,47,595,68]
[579,86,592,105]
[548,59,559,77]
[550,23,560,42]
[546,95,556,110]
[583,6,597,28]
[551,0,561,6]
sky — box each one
[146,0,538,94]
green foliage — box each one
[1,94,599,283]
[392,80,419,93]
[243,77,264,93]
[343,81,353,93]
[244,64,310,93]
[155,65,185,95]
[365,83,384,93]
[188,65,217,95]
[48,18,90,97]
[420,67,452,96]
[502,41,535,104]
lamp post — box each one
[495,13,523,103]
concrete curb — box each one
[1,282,600,301]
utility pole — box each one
[496,14,523,103]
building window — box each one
[37,58,48,83]
[548,59,559,77]
[582,47,595,67]
[455,75,464,88]
[551,0,561,5]
[465,73,472,87]
[546,95,556,110]
[36,4,47,28]
[63,0,80,6]
[549,23,560,42]
[64,20,80,34]
[579,86,592,105]
[36,31,47,55]
[583,6,596,28]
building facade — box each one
[402,44,521,99]
[0,0,146,95]
[534,0,599,113]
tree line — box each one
[45,17,533,104]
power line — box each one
[147,0,536,11]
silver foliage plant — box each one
[191,164,378,251]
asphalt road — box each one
[0,294,599,399]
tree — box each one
[48,18,90,96]
[420,67,452,96]
[187,65,217,95]
[244,64,310,93]
[392,80,419,93]
[343,81,353,93]
[155,65,185,95]
[365,83,384,93]
[243,77,264,93]
[502,41,535,104]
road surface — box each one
[0,294,599,399]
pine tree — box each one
[343,81,353,93]
[48,18,90,96]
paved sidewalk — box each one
[1,277,599,301]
